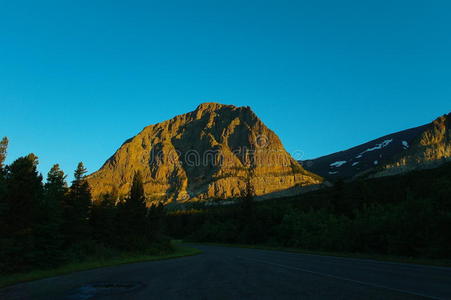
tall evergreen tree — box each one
[0,137,8,271]
[3,154,43,271]
[240,169,255,219]
[0,137,8,170]
[116,171,149,249]
[147,201,165,241]
[34,164,67,267]
[126,171,148,232]
[237,169,259,243]
[0,137,9,224]
[90,193,117,246]
[64,162,92,244]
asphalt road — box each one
[1,244,451,300]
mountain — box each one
[87,103,322,202]
[301,113,451,180]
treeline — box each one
[166,162,451,259]
[0,137,167,274]
[2,132,450,273]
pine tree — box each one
[237,168,258,243]
[240,169,255,219]
[127,171,148,232]
[90,193,117,246]
[34,164,67,267]
[64,162,92,244]
[0,137,8,270]
[116,172,149,249]
[147,201,165,241]
[3,154,43,272]
[0,137,8,170]
[0,137,9,225]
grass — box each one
[0,242,202,288]
[190,242,451,268]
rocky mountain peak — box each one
[87,103,322,203]
[196,102,232,111]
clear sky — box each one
[1,0,450,180]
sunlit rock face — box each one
[375,113,451,177]
[87,103,322,203]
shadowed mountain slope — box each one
[301,113,451,180]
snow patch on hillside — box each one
[330,161,347,168]
[356,139,393,158]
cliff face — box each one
[301,113,451,180]
[374,113,451,177]
[87,103,322,202]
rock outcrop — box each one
[374,113,451,177]
[87,103,322,202]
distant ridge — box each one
[301,113,451,180]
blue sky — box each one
[1,0,450,180]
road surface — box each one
[1,244,451,299]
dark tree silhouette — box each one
[0,143,170,274]
[147,201,165,241]
[236,168,261,243]
[0,137,8,169]
[239,168,255,222]
[0,137,9,218]
[90,192,117,246]
[0,137,9,271]
[64,162,92,244]
[34,164,67,267]
[126,171,148,232]
[116,171,149,249]
[0,137,8,222]
[2,154,43,271]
